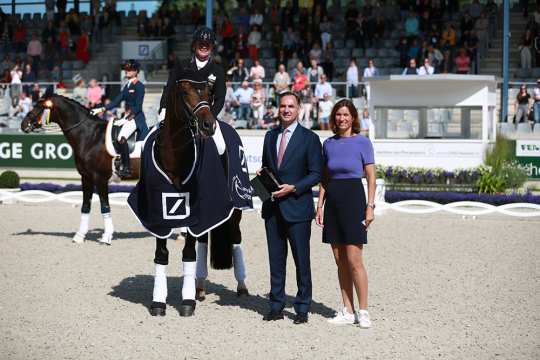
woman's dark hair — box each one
[329,99,361,135]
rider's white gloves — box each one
[90,107,105,116]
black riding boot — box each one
[118,139,131,177]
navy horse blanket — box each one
[127,121,253,238]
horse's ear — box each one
[44,86,54,98]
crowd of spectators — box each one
[518,3,540,74]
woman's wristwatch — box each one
[367,203,376,209]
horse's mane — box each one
[52,94,103,122]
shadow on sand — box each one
[108,275,335,319]
[12,229,178,242]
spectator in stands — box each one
[514,84,531,124]
[0,55,13,76]
[283,27,297,56]
[9,91,32,119]
[224,78,239,122]
[454,48,471,74]
[402,58,419,75]
[249,59,265,81]
[234,26,249,59]
[519,0,529,18]
[345,2,359,43]
[21,64,36,95]
[520,29,533,71]
[299,83,314,129]
[30,83,40,105]
[250,8,264,27]
[76,31,90,64]
[27,34,42,75]
[236,6,251,32]
[318,93,333,131]
[315,73,333,101]
[250,79,266,128]
[309,43,323,63]
[43,37,57,72]
[346,58,359,98]
[353,12,366,50]
[56,0,67,20]
[292,63,309,93]
[41,20,56,43]
[321,52,335,82]
[10,64,22,104]
[534,5,540,30]
[271,25,283,59]
[320,15,333,52]
[396,36,409,68]
[247,25,262,61]
[0,69,10,85]
[273,63,290,96]
[220,15,235,59]
[50,65,61,82]
[405,12,419,39]
[418,58,435,75]
[360,108,372,137]
[72,79,87,106]
[465,30,480,74]
[307,59,324,89]
[234,80,253,125]
[227,58,250,85]
[419,10,432,35]
[408,38,421,63]
[260,103,278,129]
[287,52,301,74]
[533,79,540,124]
[13,21,27,54]
[441,24,457,52]
[474,12,490,48]
[58,24,70,59]
[87,79,103,109]
[534,32,540,68]
[427,45,444,72]
[362,58,379,100]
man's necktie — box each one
[277,129,288,168]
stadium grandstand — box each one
[0,0,539,133]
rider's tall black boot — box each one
[118,140,131,177]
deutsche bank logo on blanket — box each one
[162,192,190,220]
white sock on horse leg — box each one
[233,244,247,287]
[195,242,208,281]
[182,261,196,301]
[102,213,114,234]
[77,213,90,236]
[153,264,167,303]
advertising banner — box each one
[0,134,75,168]
[515,140,540,179]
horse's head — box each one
[21,96,54,133]
[175,79,216,138]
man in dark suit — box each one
[259,91,323,324]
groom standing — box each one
[259,91,323,324]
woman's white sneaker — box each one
[327,308,357,325]
[358,310,372,328]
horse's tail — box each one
[209,210,242,270]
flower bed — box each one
[385,191,540,205]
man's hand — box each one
[272,184,295,198]
[90,107,105,116]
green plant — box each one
[0,170,20,188]
[498,161,528,190]
[484,135,514,173]
[476,172,505,194]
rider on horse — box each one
[91,60,149,177]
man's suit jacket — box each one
[261,124,323,222]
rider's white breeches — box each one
[117,120,137,141]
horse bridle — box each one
[27,99,87,133]
[176,79,212,135]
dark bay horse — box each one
[21,94,140,244]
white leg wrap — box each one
[196,242,208,280]
[153,264,168,303]
[233,244,247,285]
[182,261,196,301]
[100,213,114,245]
[73,213,90,243]
[212,121,226,155]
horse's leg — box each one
[150,237,168,316]
[73,175,93,244]
[95,178,114,245]
[195,233,209,301]
[230,210,249,296]
[179,233,197,316]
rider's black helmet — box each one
[122,59,140,72]
[192,27,216,48]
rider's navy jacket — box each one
[127,122,253,239]
[159,57,225,118]
[106,80,149,140]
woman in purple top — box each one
[316,99,376,328]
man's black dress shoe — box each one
[293,313,308,324]
[263,310,284,321]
